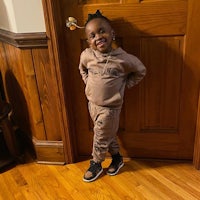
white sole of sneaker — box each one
[83,168,103,182]
[107,162,124,176]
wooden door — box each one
[59,0,199,160]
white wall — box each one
[0,0,46,33]
[0,0,17,32]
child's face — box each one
[85,18,114,53]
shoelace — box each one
[89,161,101,172]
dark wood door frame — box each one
[185,0,200,169]
[41,0,76,163]
[41,0,200,168]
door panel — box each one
[140,37,183,131]
[62,0,197,159]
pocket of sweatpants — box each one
[95,109,116,130]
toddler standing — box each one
[79,10,146,182]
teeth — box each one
[97,39,105,46]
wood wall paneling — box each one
[0,30,65,164]
[1,43,46,140]
[0,29,47,48]
[33,138,65,164]
[32,48,63,141]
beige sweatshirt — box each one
[79,47,146,108]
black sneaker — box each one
[83,160,103,182]
[107,153,124,176]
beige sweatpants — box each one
[88,102,121,163]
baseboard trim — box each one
[32,137,65,165]
[0,29,47,48]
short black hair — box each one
[85,10,110,26]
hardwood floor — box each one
[0,157,200,200]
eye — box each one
[89,33,95,39]
[99,29,105,34]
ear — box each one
[111,30,115,40]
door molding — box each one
[41,0,77,163]
[193,90,200,169]
[185,0,200,169]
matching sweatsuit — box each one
[79,47,146,163]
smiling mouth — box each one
[96,39,106,47]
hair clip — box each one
[66,17,85,30]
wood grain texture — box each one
[32,48,63,141]
[0,42,46,140]
[193,90,200,169]
[58,0,198,161]
[0,158,200,199]
[41,0,77,163]
[33,138,65,164]
[185,0,200,170]
[0,40,65,163]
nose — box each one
[95,33,102,40]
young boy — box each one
[79,10,146,182]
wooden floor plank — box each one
[0,158,200,200]
[154,163,200,199]
[134,161,198,200]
